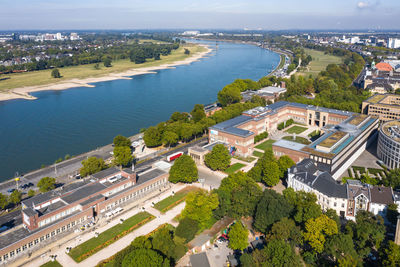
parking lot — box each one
[207,240,233,267]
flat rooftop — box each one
[381,120,400,142]
[273,139,307,151]
[209,115,253,138]
[318,131,347,148]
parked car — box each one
[7,188,15,193]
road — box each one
[0,136,208,229]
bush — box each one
[175,217,199,243]
[51,68,61,78]
[254,131,269,144]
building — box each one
[241,86,287,103]
[208,101,352,158]
[0,165,169,264]
[375,62,394,72]
[189,252,211,267]
[388,38,400,49]
[377,120,400,169]
[363,68,400,93]
[362,94,400,121]
[274,114,379,179]
[288,159,395,220]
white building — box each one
[182,31,200,36]
[388,38,400,49]
[288,159,395,221]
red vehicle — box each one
[167,151,183,162]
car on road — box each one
[7,188,15,193]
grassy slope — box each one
[224,163,246,175]
[255,139,276,151]
[40,260,63,267]
[0,44,206,92]
[285,125,308,134]
[296,48,343,78]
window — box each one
[28,242,33,247]
[71,221,75,226]
[16,248,21,254]
[46,234,50,239]
[62,226,66,231]
[56,229,61,234]
[40,236,45,242]
[22,244,27,250]
[34,239,39,244]
[3,254,8,260]
[10,251,15,257]
[51,231,56,236]
[334,202,337,207]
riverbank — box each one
[0,44,212,102]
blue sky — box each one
[1,0,399,30]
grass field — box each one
[0,44,206,92]
[255,139,276,151]
[296,48,343,78]
[224,163,246,175]
[252,151,264,158]
[282,136,311,145]
[68,212,154,262]
[285,125,308,134]
[154,187,198,213]
[40,261,62,267]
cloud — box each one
[357,1,371,9]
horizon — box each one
[1,0,400,30]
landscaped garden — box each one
[285,125,308,134]
[154,187,198,213]
[255,139,276,151]
[68,211,154,262]
[282,136,311,145]
[253,150,264,158]
[224,163,246,175]
[40,261,63,267]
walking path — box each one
[21,183,187,267]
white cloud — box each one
[357,1,371,9]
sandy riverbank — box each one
[0,45,212,102]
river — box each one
[0,40,279,181]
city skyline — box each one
[1,0,400,30]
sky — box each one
[1,0,400,30]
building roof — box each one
[370,186,394,205]
[210,115,254,138]
[91,166,121,179]
[190,253,211,267]
[380,120,400,143]
[61,183,106,204]
[136,168,166,185]
[273,139,307,152]
[376,62,394,72]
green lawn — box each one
[40,261,62,267]
[154,187,198,213]
[253,151,264,158]
[233,155,256,163]
[285,125,308,134]
[282,136,311,145]
[255,139,276,151]
[68,212,154,262]
[296,48,343,78]
[0,44,206,92]
[224,163,246,175]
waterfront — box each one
[0,40,279,181]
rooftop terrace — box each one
[318,131,348,148]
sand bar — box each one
[0,45,212,102]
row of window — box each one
[38,205,79,228]
[0,217,86,262]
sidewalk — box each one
[21,183,187,267]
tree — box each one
[8,190,22,205]
[269,217,303,246]
[228,222,249,250]
[184,48,190,55]
[28,189,36,197]
[383,168,400,190]
[324,233,358,264]
[204,144,230,171]
[240,253,254,267]
[162,131,179,147]
[252,240,302,267]
[169,155,198,183]
[103,57,112,67]
[190,104,206,123]
[143,126,162,147]
[182,190,219,229]
[253,189,293,233]
[215,171,262,219]
[121,248,168,267]
[80,157,106,177]
[37,177,56,193]
[262,161,280,186]
[380,241,400,267]
[175,217,199,243]
[217,84,242,107]
[387,203,399,225]
[151,227,176,260]
[51,68,61,78]
[0,193,7,209]
[113,135,131,147]
[303,214,338,253]
[277,155,295,179]
[351,211,385,258]
[284,189,322,224]
[114,146,133,166]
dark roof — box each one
[370,186,394,205]
[61,183,106,204]
[91,167,121,179]
[37,200,67,216]
[79,194,105,207]
[190,253,211,267]
[312,172,347,198]
[290,158,317,174]
[210,115,254,137]
[136,168,166,185]
[250,239,265,250]
[22,191,59,208]
[22,207,37,217]
[366,82,393,90]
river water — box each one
[0,40,279,181]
